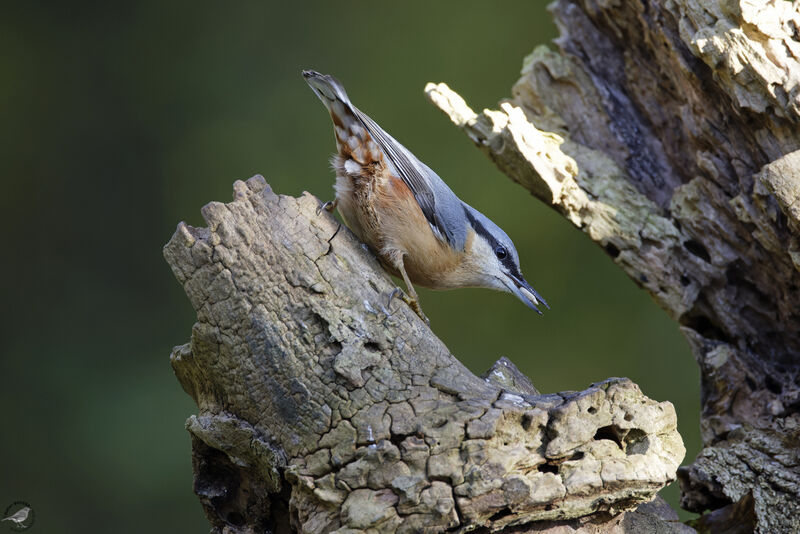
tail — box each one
[304,69,377,160]
[303,70,353,108]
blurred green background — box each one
[1,1,699,532]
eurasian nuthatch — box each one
[303,70,548,322]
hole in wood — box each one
[624,428,649,455]
[605,242,621,258]
[537,463,558,474]
[488,507,513,522]
[594,425,623,450]
[684,239,711,262]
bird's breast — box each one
[332,155,476,290]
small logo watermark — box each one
[2,502,34,531]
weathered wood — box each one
[164,176,684,533]
[426,1,800,532]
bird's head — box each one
[461,205,548,314]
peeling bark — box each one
[164,177,685,533]
[425,1,800,532]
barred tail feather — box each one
[303,69,373,156]
[302,70,352,106]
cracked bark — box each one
[425,1,800,533]
[164,177,686,533]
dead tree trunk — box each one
[425,1,800,533]
[164,178,685,533]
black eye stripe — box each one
[463,206,518,272]
[505,261,522,278]
[463,207,490,242]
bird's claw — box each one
[387,287,404,308]
[409,300,430,326]
[316,199,337,216]
[388,288,430,325]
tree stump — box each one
[164,177,685,533]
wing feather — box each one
[353,108,466,250]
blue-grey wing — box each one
[353,108,467,251]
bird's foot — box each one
[316,199,338,215]
[388,288,430,326]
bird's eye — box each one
[495,246,508,260]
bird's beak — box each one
[504,272,549,315]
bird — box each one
[2,506,31,527]
[303,70,548,322]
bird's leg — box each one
[389,256,429,325]
[316,198,338,215]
